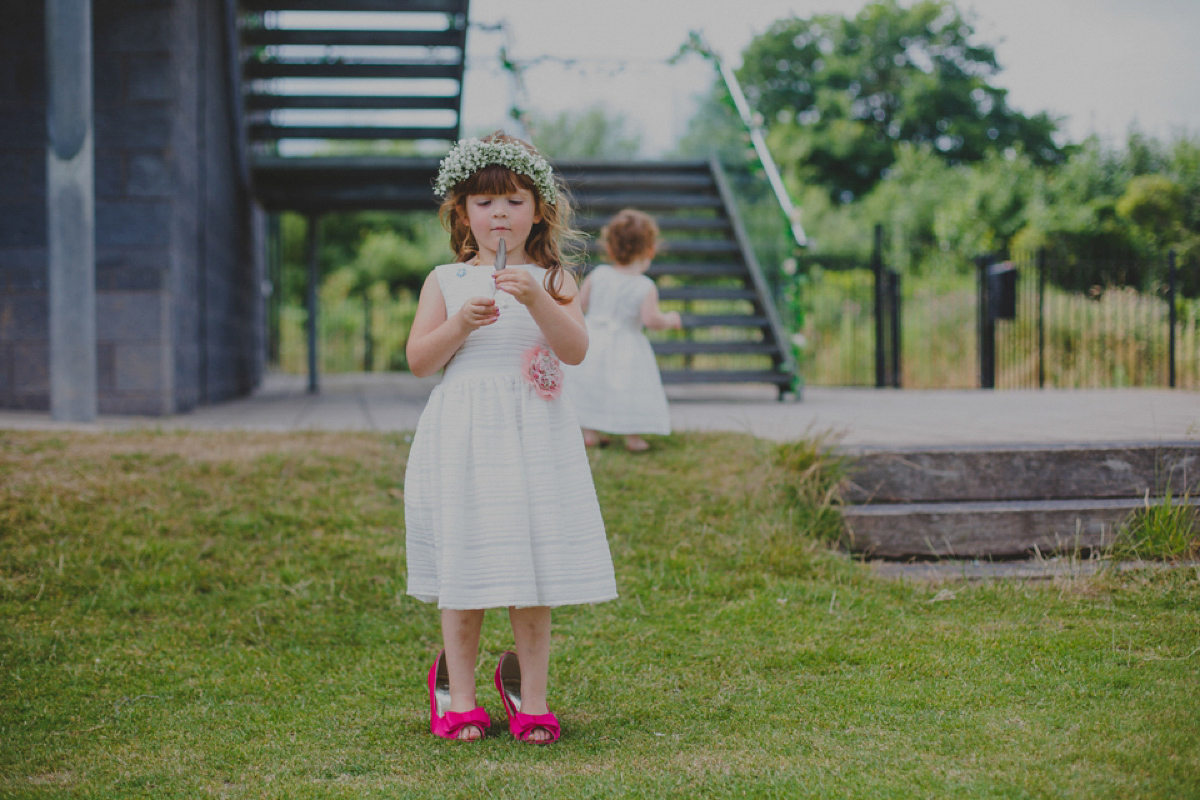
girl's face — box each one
[465,188,541,264]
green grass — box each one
[1112,488,1200,562]
[2,430,1199,799]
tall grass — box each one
[279,283,417,375]
[1111,487,1200,562]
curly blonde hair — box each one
[437,132,584,305]
[602,209,659,265]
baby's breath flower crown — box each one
[434,137,558,205]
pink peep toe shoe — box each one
[428,650,491,741]
[494,650,561,744]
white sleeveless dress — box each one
[564,265,672,435]
[404,263,618,610]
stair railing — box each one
[709,157,798,392]
[713,55,807,248]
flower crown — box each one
[433,137,558,205]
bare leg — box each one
[624,435,649,452]
[441,608,485,740]
[508,605,553,742]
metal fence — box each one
[986,249,1200,390]
[799,238,1199,390]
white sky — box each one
[459,0,1200,155]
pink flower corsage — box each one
[522,346,563,400]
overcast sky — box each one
[459,0,1200,155]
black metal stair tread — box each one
[575,216,730,232]
[658,287,757,300]
[647,263,748,277]
[245,95,461,111]
[243,63,462,80]
[660,370,793,385]
[554,159,710,172]
[241,29,464,47]
[583,242,739,257]
[252,155,441,168]
[575,193,723,209]
[585,239,738,253]
[249,125,460,141]
[565,174,715,190]
[652,341,780,356]
[680,314,771,327]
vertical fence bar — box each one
[363,291,374,373]
[267,214,281,365]
[1168,249,1177,388]
[873,224,885,388]
[889,270,901,388]
[306,214,321,395]
[977,256,995,389]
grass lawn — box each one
[2,430,1198,799]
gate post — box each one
[1168,249,1177,388]
[1037,248,1046,388]
[872,224,886,388]
[306,214,322,395]
[977,255,996,389]
[888,269,901,388]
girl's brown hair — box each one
[602,209,659,265]
[437,133,583,305]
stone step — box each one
[840,496,1200,560]
[844,442,1200,504]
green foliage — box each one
[279,212,452,306]
[785,130,1200,296]
[278,280,418,374]
[527,105,642,160]
[1111,488,1200,562]
[734,0,1065,201]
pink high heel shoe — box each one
[494,650,561,744]
[428,650,490,740]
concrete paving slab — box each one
[1,373,1197,449]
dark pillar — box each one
[306,214,321,394]
[46,0,96,421]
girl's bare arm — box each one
[494,268,589,365]
[640,285,682,331]
[405,271,499,377]
[577,273,593,314]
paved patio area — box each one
[1,372,1196,450]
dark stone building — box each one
[0,0,264,415]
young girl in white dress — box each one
[404,133,617,743]
[566,209,682,452]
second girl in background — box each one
[565,209,682,452]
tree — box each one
[735,0,1066,201]
[526,106,642,160]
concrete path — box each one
[1,372,1196,449]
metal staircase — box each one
[234,2,795,393]
[238,0,469,150]
[559,160,796,393]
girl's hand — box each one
[458,295,499,329]
[666,310,683,330]
[493,268,543,307]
